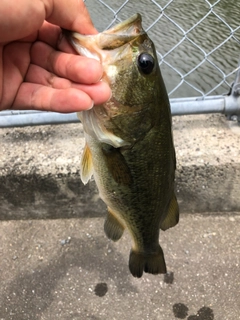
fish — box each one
[65,13,179,278]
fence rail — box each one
[1,0,240,127]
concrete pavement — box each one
[0,113,240,319]
[0,214,239,320]
[1,114,240,220]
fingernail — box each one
[100,79,112,102]
[86,100,94,110]
[107,90,112,102]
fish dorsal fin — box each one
[104,207,125,241]
[80,144,93,185]
[102,144,133,186]
[160,194,179,231]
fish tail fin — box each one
[129,246,166,278]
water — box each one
[85,0,240,98]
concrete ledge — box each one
[1,114,240,220]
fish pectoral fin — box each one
[104,207,125,241]
[102,145,133,186]
[80,144,93,185]
[160,194,179,231]
[129,246,167,278]
[78,110,129,148]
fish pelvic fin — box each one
[129,246,166,278]
[160,194,179,231]
[80,143,93,185]
[104,207,125,241]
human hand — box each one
[0,0,111,113]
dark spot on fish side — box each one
[173,303,189,319]
[164,271,174,284]
[94,282,108,297]
[101,145,133,186]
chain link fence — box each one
[1,0,240,127]
[88,0,240,98]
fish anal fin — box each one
[104,207,125,241]
[129,246,166,278]
[160,194,179,231]
[102,145,133,186]
[80,144,93,185]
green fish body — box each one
[66,14,179,278]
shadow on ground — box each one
[0,236,137,320]
[1,162,240,221]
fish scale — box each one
[65,13,179,278]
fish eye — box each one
[137,53,155,75]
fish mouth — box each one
[102,13,143,37]
[64,13,145,61]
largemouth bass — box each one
[66,14,179,278]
